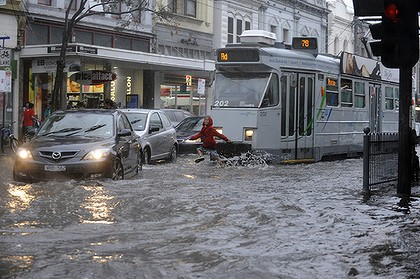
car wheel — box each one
[112,158,124,180]
[169,144,177,163]
[13,168,30,183]
[143,148,151,165]
[136,150,143,174]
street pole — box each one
[397,66,412,197]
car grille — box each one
[39,150,79,162]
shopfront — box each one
[18,43,214,127]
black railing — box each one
[363,131,399,193]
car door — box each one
[117,113,139,173]
[159,111,176,155]
[146,112,166,159]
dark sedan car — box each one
[174,116,205,153]
[13,109,142,182]
[175,116,250,156]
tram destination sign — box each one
[70,70,117,85]
[217,49,259,63]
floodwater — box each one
[0,152,419,279]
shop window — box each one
[26,24,49,45]
[51,26,64,44]
[354,81,365,108]
[132,39,149,52]
[75,31,93,44]
[325,77,338,107]
[94,33,112,47]
[340,78,353,107]
[115,36,132,50]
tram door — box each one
[369,83,382,133]
[281,72,315,160]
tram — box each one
[210,30,402,162]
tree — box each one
[51,0,173,110]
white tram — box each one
[210,30,402,162]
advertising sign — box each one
[0,70,12,92]
[70,70,117,85]
[0,49,11,67]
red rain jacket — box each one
[190,116,229,150]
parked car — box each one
[175,116,205,153]
[160,108,193,126]
[119,108,178,164]
[13,109,142,182]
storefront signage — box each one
[0,49,11,67]
[70,70,117,85]
[32,57,80,73]
[0,70,12,92]
[47,45,98,54]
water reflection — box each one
[0,255,34,275]
[6,184,35,213]
[80,185,115,224]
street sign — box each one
[0,48,11,67]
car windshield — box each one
[125,112,148,131]
[37,112,114,138]
[176,117,204,132]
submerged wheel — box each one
[168,145,177,163]
[112,158,124,180]
[143,148,151,165]
[135,150,143,174]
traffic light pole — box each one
[397,66,413,197]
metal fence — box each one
[363,132,399,193]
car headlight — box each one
[83,148,111,160]
[16,148,33,159]
[185,138,201,143]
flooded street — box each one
[0,152,419,278]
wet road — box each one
[0,151,419,278]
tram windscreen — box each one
[213,72,270,108]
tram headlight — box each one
[244,129,254,141]
[215,127,223,134]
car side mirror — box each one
[118,129,132,137]
[149,125,160,133]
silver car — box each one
[119,109,178,164]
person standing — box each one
[190,115,231,163]
[22,103,37,141]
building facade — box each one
[3,0,387,139]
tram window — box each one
[261,74,279,107]
[340,79,353,108]
[326,77,338,107]
[354,81,366,108]
[394,88,399,109]
[385,87,394,110]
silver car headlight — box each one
[16,148,33,159]
[83,148,111,160]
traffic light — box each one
[353,0,419,68]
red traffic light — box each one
[384,4,399,22]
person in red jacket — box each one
[189,115,231,163]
